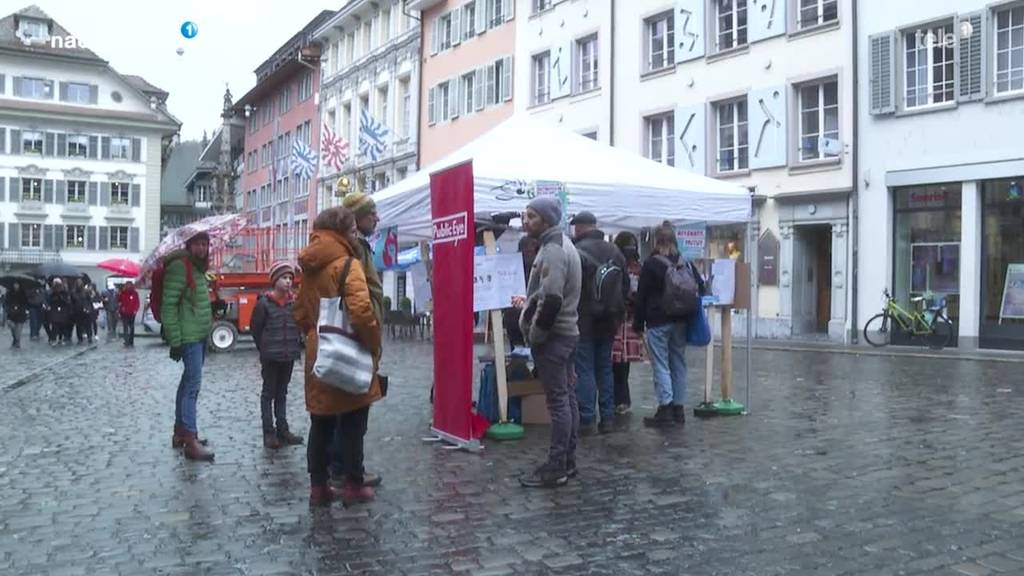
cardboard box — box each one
[520,394,551,425]
[507,378,544,397]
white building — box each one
[615,0,855,341]
[858,0,1024,351]
[314,0,421,211]
[515,0,612,143]
[0,6,179,278]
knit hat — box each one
[269,261,295,285]
[342,191,377,219]
[527,196,562,228]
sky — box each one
[28,0,345,140]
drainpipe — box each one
[609,0,616,145]
[849,0,860,344]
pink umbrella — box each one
[97,258,141,278]
[137,214,248,286]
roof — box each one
[254,10,334,80]
[0,5,105,63]
[122,75,168,99]
[161,141,203,206]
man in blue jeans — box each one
[571,212,628,435]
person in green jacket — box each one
[162,231,215,462]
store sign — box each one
[907,190,947,209]
[432,212,468,245]
[999,263,1024,321]
[758,229,779,286]
[676,223,707,260]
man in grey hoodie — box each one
[518,196,583,488]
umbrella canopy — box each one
[138,214,247,285]
[31,261,81,279]
[0,274,43,291]
[97,258,142,278]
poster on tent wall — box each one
[676,222,707,260]
[430,161,477,446]
[368,226,399,270]
[533,180,569,232]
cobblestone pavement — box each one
[1,335,1023,576]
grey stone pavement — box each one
[1,333,1024,576]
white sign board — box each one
[676,223,707,260]
[409,262,432,311]
[999,263,1024,322]
[711,259,736,306]
[473,253,526,312]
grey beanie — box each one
[527,196,562,228]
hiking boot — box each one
[309,484,342,507]
[276,428,304,446]
[172,424,209,449]
[672,405,687,425]
[182,432,215,462]
[643,405,676,428]
[598,419,618,434]
[519,462,569,488]
[330,471,382,489]
[579,421,599,437]
[340,481,375,506]
[263,432,282,449]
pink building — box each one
[412,0,516,167]
[234,11,334,254]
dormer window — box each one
[18,17,50,42]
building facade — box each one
[616,0,855,342]
[858,0,1024,351]
[0,6,179,278]
[235,11,333,256]
[159,139,207,236]
[515,0,612,143]
[415,0,516,167]
[315,0,420,208]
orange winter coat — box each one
[294,230,383,416]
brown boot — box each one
[182,432,215,462]
[309,484,342,507]
[340,480,375,506]
[172,424,209,449]
[276,428,304,446]
[263,431,282,449]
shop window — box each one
[980,178,1024,350]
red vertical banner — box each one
[430,161,476,445]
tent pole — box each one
[746,217,753,414]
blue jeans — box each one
[29,307,44,338]
[575,335,615,423]
[175,342,206,433]
[645,323,688,407]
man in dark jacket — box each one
[570,212,628,435]
[48,279,73,346]
[5,282,29,349]
[70,280,94,344]
[27,285,44,341]
[251,261,304,449]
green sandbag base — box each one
[693,402,719,418]
[693,399,746,417]
[486,422,525,441]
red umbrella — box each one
[97,258,141,278]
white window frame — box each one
[18,18,49,41]
[714,0,748,53]
[489,0,506,28]
[67,180,88,203]
[439,80,452,122]
[463,1,477,40]
[575,34,599,93]
[67,134,89,157]
[399,79,411,138]
[533,0,552,14]
[903,21,956,109]
[110,136,131,160]
[377,85,390,127]
[644,112,675,167]
[22,130,44,155]
[797,78,840,163]
[363,20,374,54]
[439,13,454,50]
[532,51,551,105]
[22,178,43,202]
[111,182,130,206]
[462,71,476,115]
[65,225,87,250]
[715,98,749,173]
[196,184,210,204]
[645,11,674,72]
[381,6,392,43]
[66,82,91,104]
[796,0,838,30]
[994,3,1024,96]
[22,223,42,249]
[110,226,129,251]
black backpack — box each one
[655,255,700,318]
[579,248,625,320]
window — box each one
[67,180,87,203]
[363,20,373,53]
[65,225,87,249]
[798,79,840,162]
[715,0,748,52]
[377,85,389,127]
[281,84,291,112]
[110,137,131,160]
[21,223,42,249]
[904,22,955,108]
[463,2,477,40]
[399,79,411,137]
[462,72,476,115]
[576,35,599,92]
[299,72,313,101]
[19,77,53,99]
[67,134,89,157]
[646,12,674,72]
[716,98,748,172]
[249,112,258,133]
[439,13,454,50]
[797,0,838,30]
[196,185,210,204]
[533,0,552,14]
[381,6,392,43]
[110,226,129,251]
[489,0,505,27]
[994,5,1024,95]
[18,18,49,41]
[532,51,551,105]
[22,130,43,154]
[644,112,675,166]
[111,182,130,205]
[374,173,387,192]
[980,178,1024,349]
[439,81,452,121]
[346,33,356,63]
[360,95,370,127]
[65,82,91,104]
[343,102,352,139]
[21,178,42,202]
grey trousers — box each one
[532,333,580,469]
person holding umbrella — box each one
[5,281,29,348]
[48,278,73,345]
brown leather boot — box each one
[182,432,215,462]
[340,480,375,506]
[263,432,281,449]
[309,484,342,507]
[172,424,209,449]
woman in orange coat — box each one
[294,207,383,507]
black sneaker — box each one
[643,405,676,428]
[566,461,578,478]
[520,462,568,488]
[672,405,687,425]
[579,421,599,437]
[598,420,617,434]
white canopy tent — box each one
[373,115,751,240]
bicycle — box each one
[863,289,954,350]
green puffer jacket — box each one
[160,251,212,348]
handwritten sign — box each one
[676,222,706,260]
[473,253,526,312]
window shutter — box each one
[502,56,513,101]
[101,182,110,206]
[504,0,514,21]
[0,127,5,154]
[675,0,706,62]
[958,11,985,102]
[131,183,141,207]
[0,74,5,94]
[59,81,68,102]
[131,137,141,162]
[428,86,436,125]
[99,227,109,251]
[56,226,65,249]
[452,78,462,120]
[43,225,54,250]
[476,1,488,34]
[57,180,67,204]
[869,31,896,115]
[89,84,98,104]
[12,76,21,97]
[675,103,707,175]
[474,68,485,110]
[7,223,16,250]
[57,132,68,157]
[10,177,19,201]
[88,181,98,205]
[44,179,54,203]
[87,226,97,251]
[452,9,462,46]
[486,64,497,105]
[101,136,111,159]
[750,0,786,42]
[0,176,4,201]
[44,132,55,156]
[89,135,98,158]
[748,85,788,169]
[432,18,440,55]
[129,227,140,253]
[11,129,20,154]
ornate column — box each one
[830,222,849,339]
[778,224,794,321]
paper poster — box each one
[473,253,527,312]
[409,262,432,311]
[533,180,569,232]
[369,225,399,270]
[711,259,736,306]
[676,222,707,260]
[999,263,1024,321]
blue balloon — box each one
[180,21,198,39]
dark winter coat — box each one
[5,288,29,323]
[633,253,704,332]
[574,229,629,339]
[48,288,72,326]
[71,289,93,321]
[251,292,303,363]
